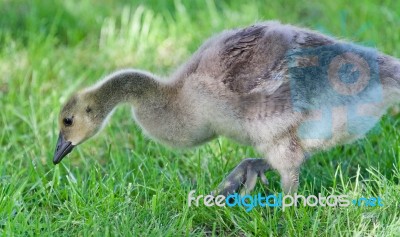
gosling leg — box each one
[212,158,270,196]
[264,136,304,194]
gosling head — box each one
[53,92,107,164]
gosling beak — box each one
[53,132,75,164]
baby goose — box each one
[54,21,400,195]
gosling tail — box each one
[379,55,400,90]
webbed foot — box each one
[212,158,270,196]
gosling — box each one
[54,21,400,195]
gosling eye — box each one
[63,117,73,126]
[86,106,92,113]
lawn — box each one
[1,0,400,236]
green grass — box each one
[1,0,400,236]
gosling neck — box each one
[86,69,166,116]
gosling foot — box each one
[212,158,270,196]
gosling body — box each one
[54,21,400,195]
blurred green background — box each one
[1,0,399,236]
